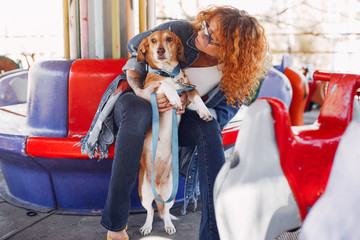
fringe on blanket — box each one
[75,88,124,159]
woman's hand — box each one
[156,91,189,114]
[156,91,188,114]
[150,87,189,114]
[174,92,188,115]
[134,82,173,112]
[156,92,173,113]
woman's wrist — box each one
[133,87,145,98]
[127,70,144,91]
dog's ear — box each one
[176,38,187,63]
[137,38,148,62]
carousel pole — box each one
[68,0,79,59]
[126,0,135,42]
[111,0,121,59]
[79,0,89,58]
[75,0,81,58]
[63,0,70,59]
[126,0,135,58]
[139,0,146,33]
[94,0,104,58]
[119,0,127,58]
[147,0,156,30]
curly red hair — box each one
[191,6,271,107]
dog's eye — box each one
[166,37,173,42]
[151,38,156,43]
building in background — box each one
[0,0,359,73]
[0,0,63,68]
[156,0,360,73]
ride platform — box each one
[0,57,319,239]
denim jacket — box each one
[78,20,240,214]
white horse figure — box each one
[300,100,360,240]
[214,99,301,240]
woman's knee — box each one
[114,92,152,130]
[198,120,222,143]
[180,111,222,144]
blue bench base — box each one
[0,132,186,215]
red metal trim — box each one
[26,137,115,159]
[222,127,239,146]
[27,127,238,159]
[313,71,331,81]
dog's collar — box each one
[146,64,181,78]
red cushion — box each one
[68,59,128,137]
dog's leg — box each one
[155,176,177,235]
[157,81,182,109]
[187,89,213,121]
[163,201,177,235]
[139,172,155,235]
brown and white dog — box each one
[136,30,212,235]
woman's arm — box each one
[212,98,240,130]
[126,69,158,102]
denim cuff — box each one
[122,57,147,79]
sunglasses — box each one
[201,20,221,47]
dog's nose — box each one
[157,48,165,56]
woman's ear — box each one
[137,38,148,62]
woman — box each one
[94,5,270,240]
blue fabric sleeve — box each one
[213,97,240,130]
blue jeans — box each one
[179,110,224,240]
[101,91,224,240]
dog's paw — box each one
[196,106,213,121]
[140,224,152,235]
[164,223,176,235]
[167,94,182,109]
